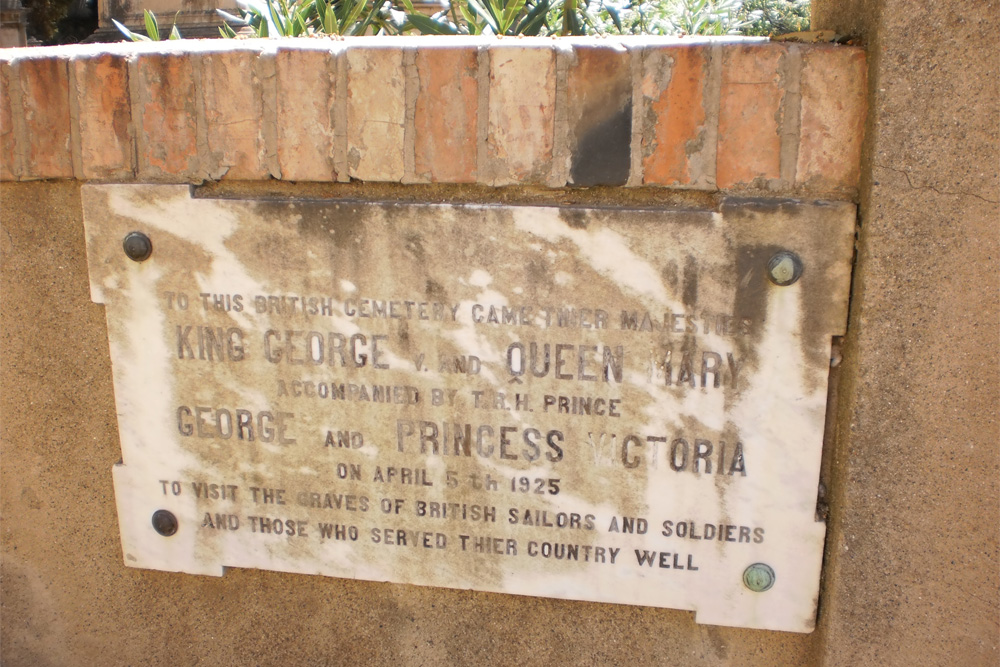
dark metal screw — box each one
[743,563,776,592]
[151,509,178,537]
[123,231,153,262]
[767,251,803,286]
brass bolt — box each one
[743,563,776,592]
[767,251,802,286]
[123,231,153,262]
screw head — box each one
[151,509,178,537]
[767,251,802,286]
[122,231,153,262]
[743,563,776,592]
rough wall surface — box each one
[2,180,818,666]
[813,0,1000,664]
[0,37,865,198]
[0,19,995,667]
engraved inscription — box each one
[83,186,856,633]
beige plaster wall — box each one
[2,181,818,666]
[813,0,999,664]
[1,3,998,664]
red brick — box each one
[347,46,405,182]
[134,52,200,181]
[16,56,73,179]
[565,44,631,187]
[717,43,785,188]
[485,44,556,185]
[73,53,134,180]
[200,48,268,180]
[276,47,337,182]
[641,44,714,188]
[414,46,478,184]
[797,46,867,190]
[0,60,16,181]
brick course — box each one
[0,38,866,196]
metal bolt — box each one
[122,231,152,262]
[743,563,776,592]
[767,251,802,286]
[151,509,178,537]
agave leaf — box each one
[219,22,238,37]
[266,0,286,35]
[217,8,249,25]
[113,18,151,41]
[169,24,182,39]
[603,1,620,31]
[144,10,160,40]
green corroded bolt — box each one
[151,509,178,537]
[767,251,802,286]
[123,231,153,262]
[743,563,776,592]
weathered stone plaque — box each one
[83,185,855,633]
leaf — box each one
[459,4,484,33]
[144,9,160,40]
[323,2,338,32]
[113,18,150,41]
[499,0,526,33]
[219,22,238,37]
[266,0,287,35]
[217,9,249,25]
[407,12,459,34]
[169,24,182,39]
[466,0,499,32]
[351,1,386,36]
[343,0,369,34]
[514,0,547,35]
[603,2,621,31]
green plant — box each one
[400,0,551,36]
[218,0,403,37]
[737,0,809,36]
[113,9,182,41]
[134,0,809,41]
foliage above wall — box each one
[110,0,809,41]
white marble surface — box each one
[83,185,855,632]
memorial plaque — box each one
[83,185,856,632]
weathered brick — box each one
[346,46,405,182]
[797,46,867,190]
[275,47,338,182]
[199,48,268,180]
[134,52,200,181]
[73,53,134,180]
[485,44,556,185]
[414,46,478,184]
[565,44,631,187]
[717,43,785,189]
[0,60,16,181]
[640,44,715,189]
[16,55,73,179]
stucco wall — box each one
[813,0,999,663]
[1,14,997,666]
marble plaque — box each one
[83,185,856,633]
